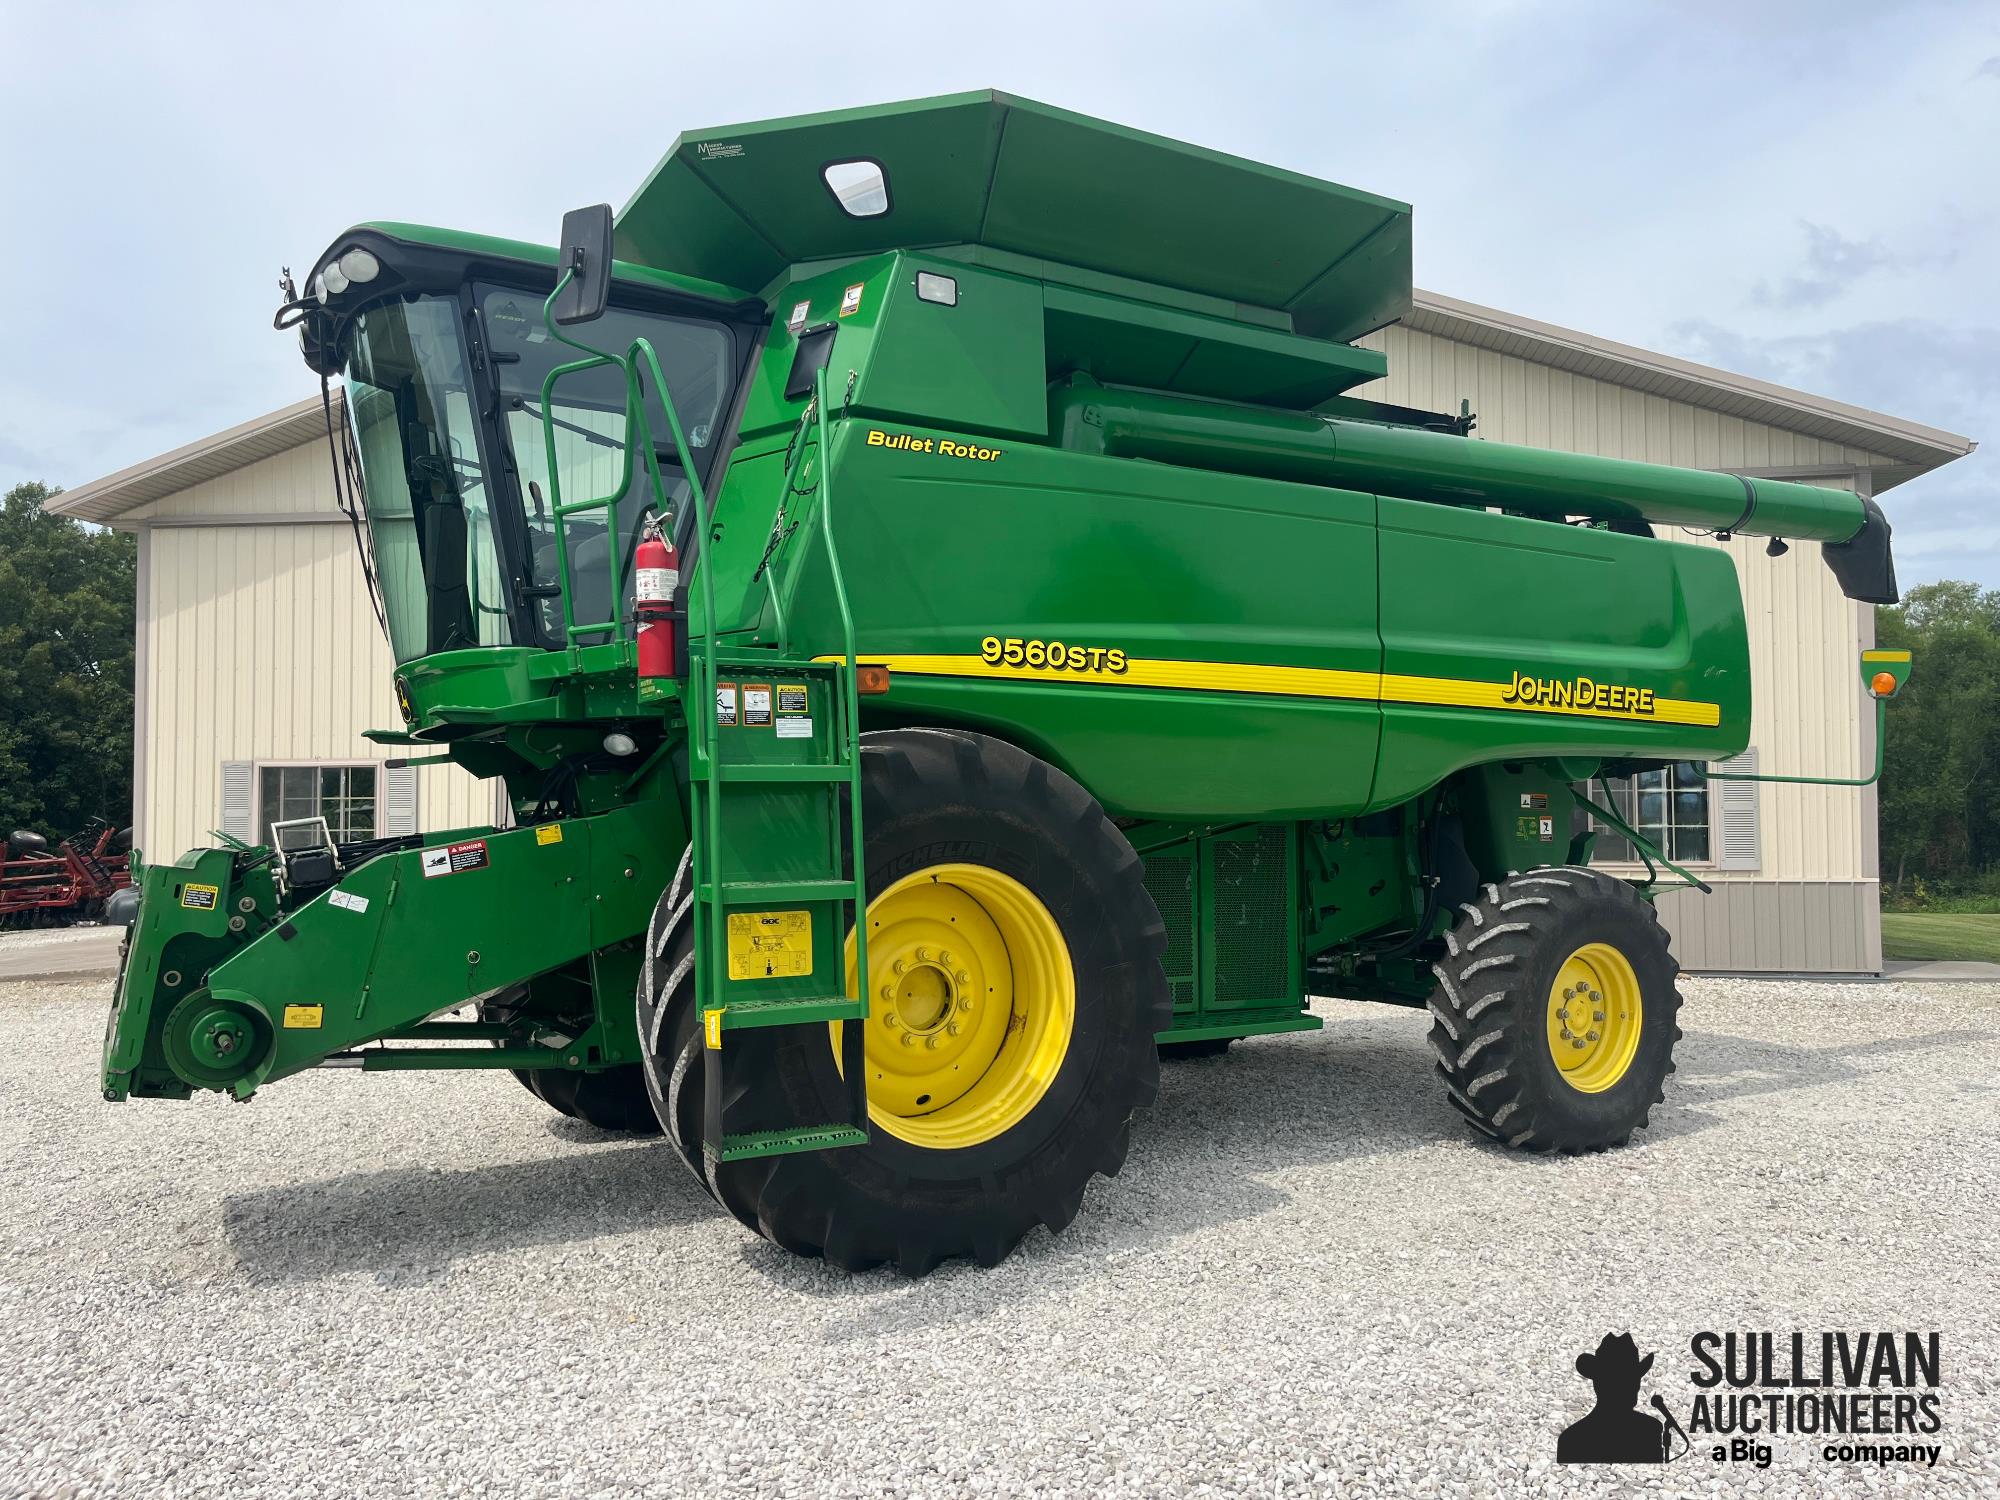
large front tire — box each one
[1428,867,1682,1153]
[651,729,1170,1274]
[636,849,708,1189]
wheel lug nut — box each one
[880,983,896,1002]
[1563,987,1574,1000]
[1593,1010,1606,1022]
[945,1021,960,1036]
[1586,1029,1600,1042]
[915,946,933,963]
[956,996,973,1012]
[954,970,970,987]
[1572,1037,1587,1050]
[938,950,952,966]
[900,1033,916,1047]
[1560,1026,1573,1040]
[925,1034,942,1050]
[892,959,907,975]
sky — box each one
[3,0,1993,586]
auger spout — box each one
[1051,378,1897,603]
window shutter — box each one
[1714,749,1760,871]
[220,761,254,843]
[382,765,419,835]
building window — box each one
[258,764,377,846]
[1584,762,1710,864]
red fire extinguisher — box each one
[635,518,679,680]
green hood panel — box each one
[614,90,1411,344]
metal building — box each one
[50,291,1972,973]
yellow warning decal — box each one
[704,1008,724,1050]
[535,824,563,846]
[180,883,220,911]
[815,653,1721,728]
[282,1004,323,1030]
[728,909,813,980]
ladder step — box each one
[711,1125,869,1162]
[706,878,859,904]
[713,763,852,783]
[711,995,865,1030]
[708,650,848,674]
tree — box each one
[1876,581,2000,892]
[0,482,137,839]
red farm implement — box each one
[1,824,132,928]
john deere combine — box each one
[102,92,1909,1272]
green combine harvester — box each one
[102,92,1910,1273]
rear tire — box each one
[1428,866,1681,1153]
[650,729,1170,1274]
[481,986,662,1136]
[531,1065,661,1134]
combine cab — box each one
[102,92,1905,1271]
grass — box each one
[1880,911,2000,964]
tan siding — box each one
[127,439,339,520]
[136,468,491,860]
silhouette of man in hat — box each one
[1558,1333,1666,1464]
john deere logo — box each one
[394,674,416,725]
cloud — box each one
[1751,222,1945,311]
[1668,317,1994,588]
[1977,55,2000,79]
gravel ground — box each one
[2,974,1996,1499]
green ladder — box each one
[687,369,872,1163]
[528,278,871,1165]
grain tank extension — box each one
[100,92,1909,1273]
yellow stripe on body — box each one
[1860,649,1911,662]
[816,654,1719,727]
[1377,672,1721,728]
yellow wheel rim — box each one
[832,863,1075,1150]
[1545,942,1643,1093]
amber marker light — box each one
[856,665,893,696]
[1870,671,1898,698]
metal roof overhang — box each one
[1407,291,1975,490]
[45,391,339,526]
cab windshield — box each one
[345,295,506,662]
[340,287,737,663]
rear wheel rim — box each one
[833,863,1075,1150]
[1545,941,1643,1093]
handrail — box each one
[533,272,678,659]
[755,397,823,656]
[1700,696,1887,788]
[535,279,634,654]
[813,364,869,1013]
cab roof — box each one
[614,90,1412,345]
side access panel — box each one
[1371,498,1752,808]
[1144,823,1314,1043]
[786,424,1385,821]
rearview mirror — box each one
[552,203,614,326]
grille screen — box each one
[1211,825,1290,1007]
[1142,852,1197,1012]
